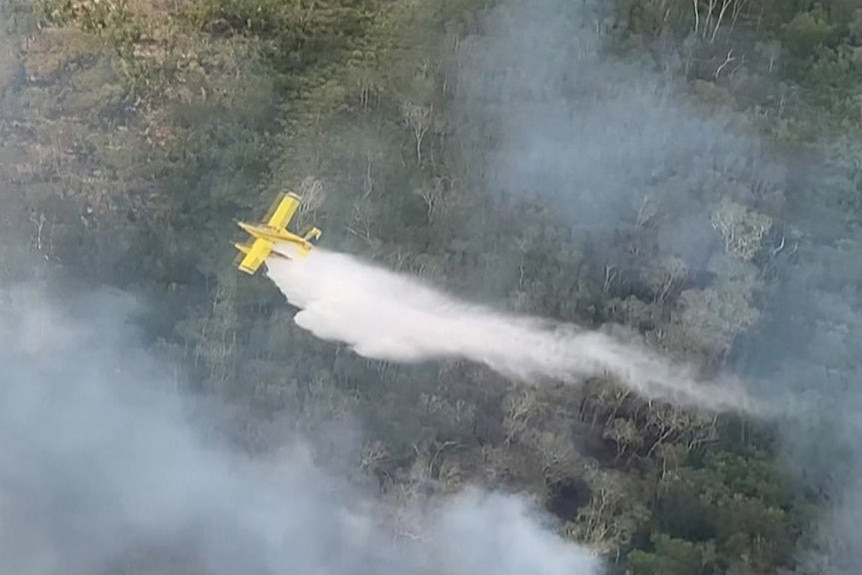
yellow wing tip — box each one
[262,190,289,223]
[235,258,263,275]
[233,240,264,274]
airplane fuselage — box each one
[233,191,322,275]
[237,222,316,252]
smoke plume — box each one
[444,0,862,572]
[0,279,602,575]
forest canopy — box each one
[1,0,861,573]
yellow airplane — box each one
[233,191,322,275]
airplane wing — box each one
[234,238,273,275]
[234,191,319,275]
[265,192,301,230]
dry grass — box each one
[23,27,101,82]
[0,44,18,91]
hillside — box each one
[2,0,862,573]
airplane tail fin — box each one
[301,226,322,244]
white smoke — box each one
[0,280,603,575]
[265,245,762,414]
[427,488,600,575]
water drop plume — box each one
[265,245,762,414]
